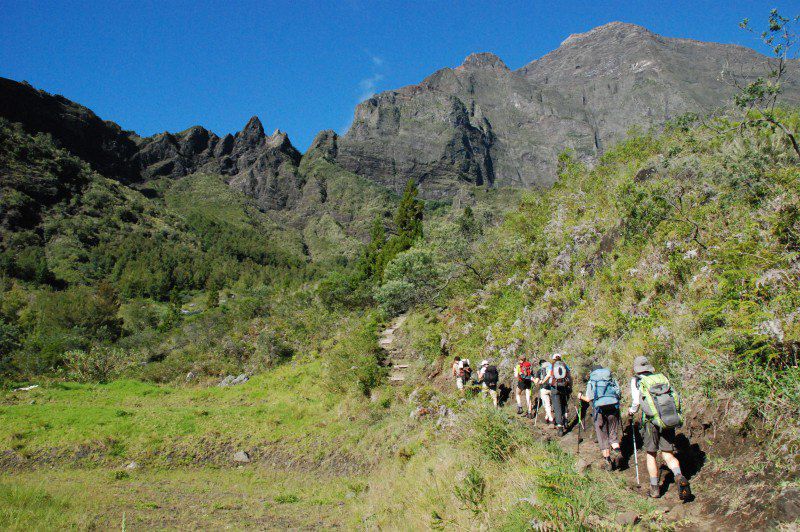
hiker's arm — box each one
[578,383,590,403]
[628,378,640,415]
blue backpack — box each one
[588,368,620,409]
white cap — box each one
[551,353,562,360]
[481,360,489,366]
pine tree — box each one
[395,179,423,241]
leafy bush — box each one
[324,313,386,396]
[467,405,530,462]
[64,347,135,383]
[374,247,441,315]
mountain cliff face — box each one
[2,22,799,204]
[334,22,800,197]
[0,78,303,211]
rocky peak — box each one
[237,116,266,146]
[559,21,652,47]
[306,129,338,160]
[456,52,509,72]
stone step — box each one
[392,364,409,369]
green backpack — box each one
[638,374,684,429]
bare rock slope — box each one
[334,22,800,198]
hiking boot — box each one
[601,458,613,471]
[649,485,661,498]
[677,476,692,501]
[556,426,564,437]
[611,448,622,468]
[517,406,523,415]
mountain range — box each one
[2,21,799,205]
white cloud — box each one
[358,73,384,102]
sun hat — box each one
[481,359,489,366]
[633,356,655,374]
[551,353,562,360]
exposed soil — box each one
[507,394,796,531]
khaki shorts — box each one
[641,420,676,453]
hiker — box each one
[578,365,622,470]
[514,355,534,417]
[477,359,499,407]
[451,356,465,390]
[547,353,572,436]
[533,358,554,425]
[628,356,692,501]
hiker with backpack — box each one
[547,353,572,436]
[533,358,554,425]
[628,356,692,501]
[514,355,534,417]
[452,356,471,391]
[578,365,623,470]
[477,360,499,407]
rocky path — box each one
[379,315,408,384]
[513,400,715,529]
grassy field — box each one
[0,359,377,530]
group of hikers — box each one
[451,354,692,501]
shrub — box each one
[467,405,530,462]
[374,247,441,315]
[64,347,134,383]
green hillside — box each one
[2,107,799,528]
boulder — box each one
[219,374,249,387]
[125,461,139,470]
[233,451,251,463]
[615,511,640,526]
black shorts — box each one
[517,379,531,390]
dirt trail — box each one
[511,398,718,530]
[379,314,408,384]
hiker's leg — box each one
[658,429,683,480]
[552,391,564,426]
[646,451,659,478]
[515,386,522,407]
[539,389,550,421]
[525,388,532,413]
[608,410,621,449]
[490,388,498,407]
[595,413,610,454]
[643,421,661,486]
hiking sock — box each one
[670,466,683,479]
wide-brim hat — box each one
[551,353,562,360]
[481,360,489,366]
[633,356,655,374]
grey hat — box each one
[633,356,655,374]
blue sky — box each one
[2,0,795,150]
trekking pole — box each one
[631,417,640,485]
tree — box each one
[726,10,800,158]
[395,178,424,241]
[374,247,442,315]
